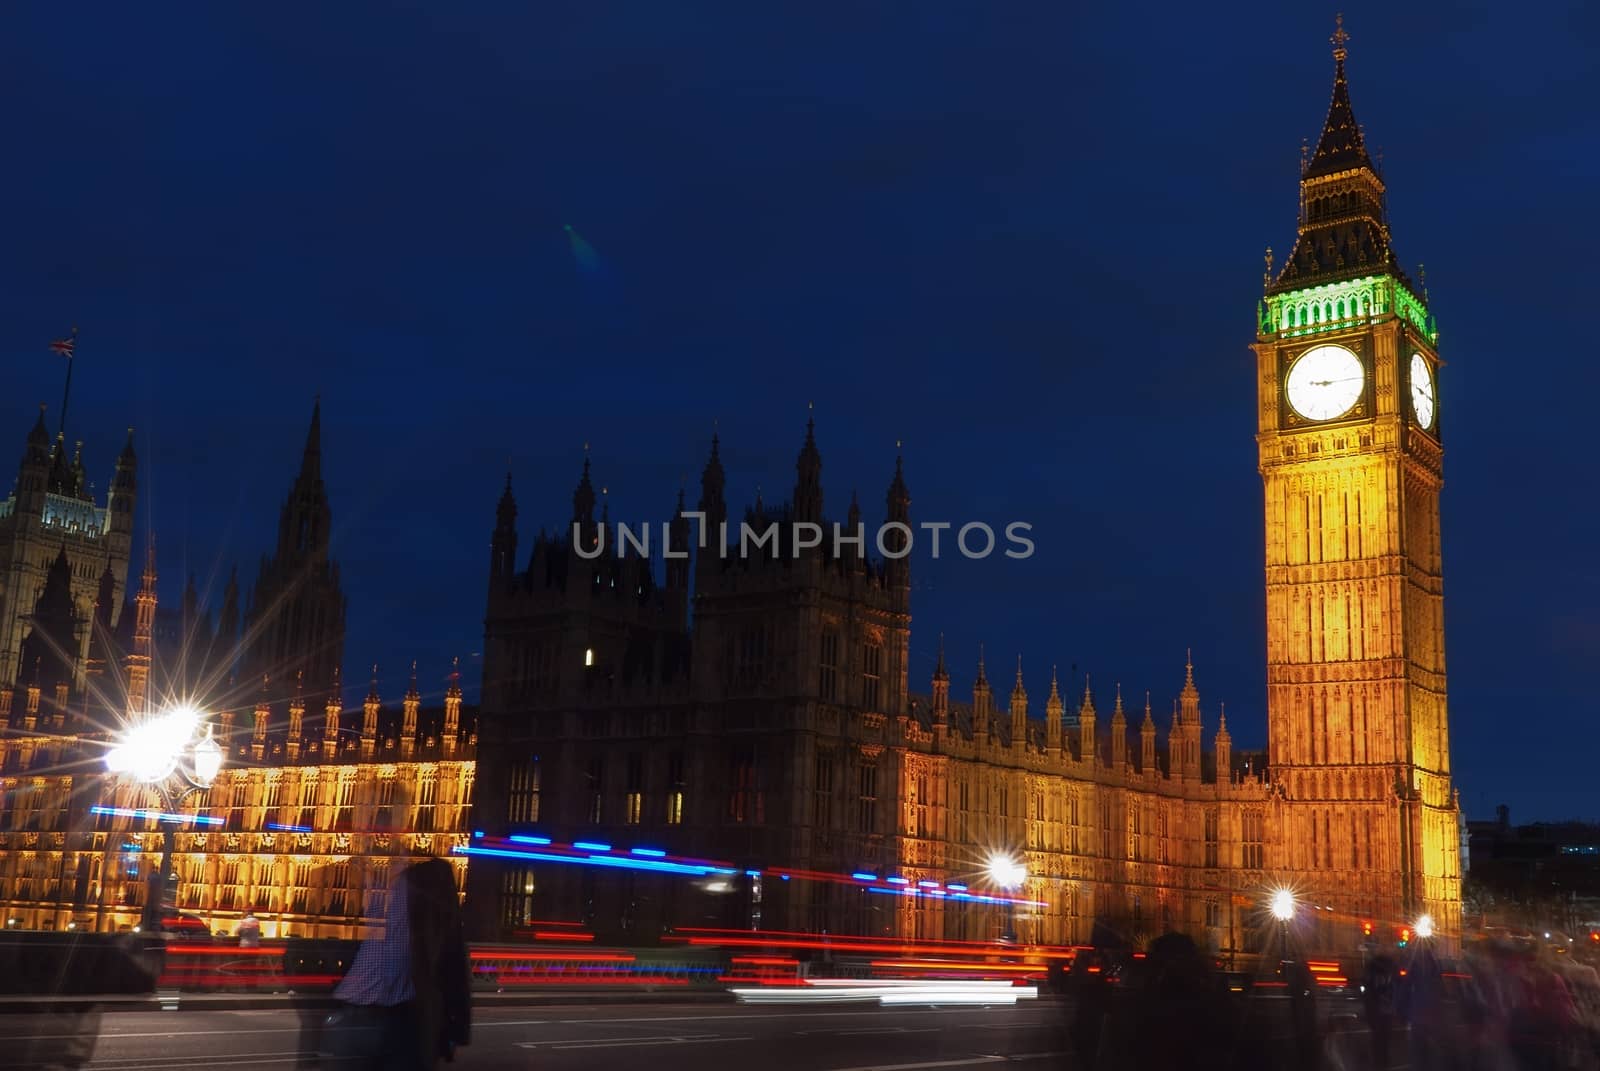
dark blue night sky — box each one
[2,3,1595,820]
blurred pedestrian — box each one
[1284,960,1320,1071]
[1069,950,1111,1069]
[238,911,261,948]
[322,857,471,1070]
[1362,954,1398,1070]
[1399,947,1445,1071]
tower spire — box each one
[300,396,322,481]
[1305,14,1370,179]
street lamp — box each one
[987,852,1026,943]
[104,704,224,931]
[1414,913,1435,941]
[1269,888,1296,961]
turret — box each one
[15,405,52,519]
[323,667,342,752]
[361,664,380,759]
[1009,657,1028,750]
[1174,651,1202,781]
[698,433,726,561]
[1078,677,1097,766]
[572,450,597,553]
[930,636,949,732]
[793,413,822,527]
[126,542,157,717]
[1045,667,1063,755]
[490,470,518,595]
[1141,693,1157,773]
[108,427,136,537]
[252,675,270,762]
[885,450,910,595]
[443,657,462,755]
[1110,684,1127,768]
[664,487,691,625]
[288,672,306,763]
[402,661,420,758]
[1215,703,1233,784]
[972,649,993,742]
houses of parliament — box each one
[467,30,1462,954]
[1,29,1462,956]
[0,402,474,938]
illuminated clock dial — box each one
[1286,344,1365,422]
[1410,352,1435,430]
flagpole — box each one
[56,326,78,441]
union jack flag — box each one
[49,336,75,358]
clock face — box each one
[1410,352,1436,430]
[1286,344,1365,422]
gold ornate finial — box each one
[1331,12,1349,61]
[1263,246,1274,289]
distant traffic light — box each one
[1398,927,1411,947]
[1362,920,1374,937]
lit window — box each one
[584,648,594,667]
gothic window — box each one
[861,641,882,711]
[819,630,839,702]
[956,780,970,844]
[856,761,878,834]
[735,623,769,687]
[665,752,684,826]
[1131,805,1144,862]
[998,785,1009,819]
[813,751,834,829]
[625,754,643,825]
[1203,808,1220,869]
[1069,793,1081,854]
[729,749,761,824]
[1206,897,1221,929]
[1243,810,1265,870]
[585,758,604,825]
[917,775,931,839]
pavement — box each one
[1,999,1075,1071]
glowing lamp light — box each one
[1414,915,1435,940]
[1269,888,1297,922]
[986,852,1026,891]
[193,726,222,787]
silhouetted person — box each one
[1283,960,1320,1070]
[1070,950,1112,1068]
[1399,948,1446,1071]
[327,858,471,1069]
[1362,954,1398,1070]
[238,911,262,948]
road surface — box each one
[3,1000,1074,1070]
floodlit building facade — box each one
[468,33,1462,955]
[0,404,473,939]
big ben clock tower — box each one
[1255,19,1461,948]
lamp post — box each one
[987,852,1027,943]
[1270,888,1296,961]
[103,705,224,932]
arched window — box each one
[1336,299,1346,318]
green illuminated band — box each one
[1262,274,1437,343]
